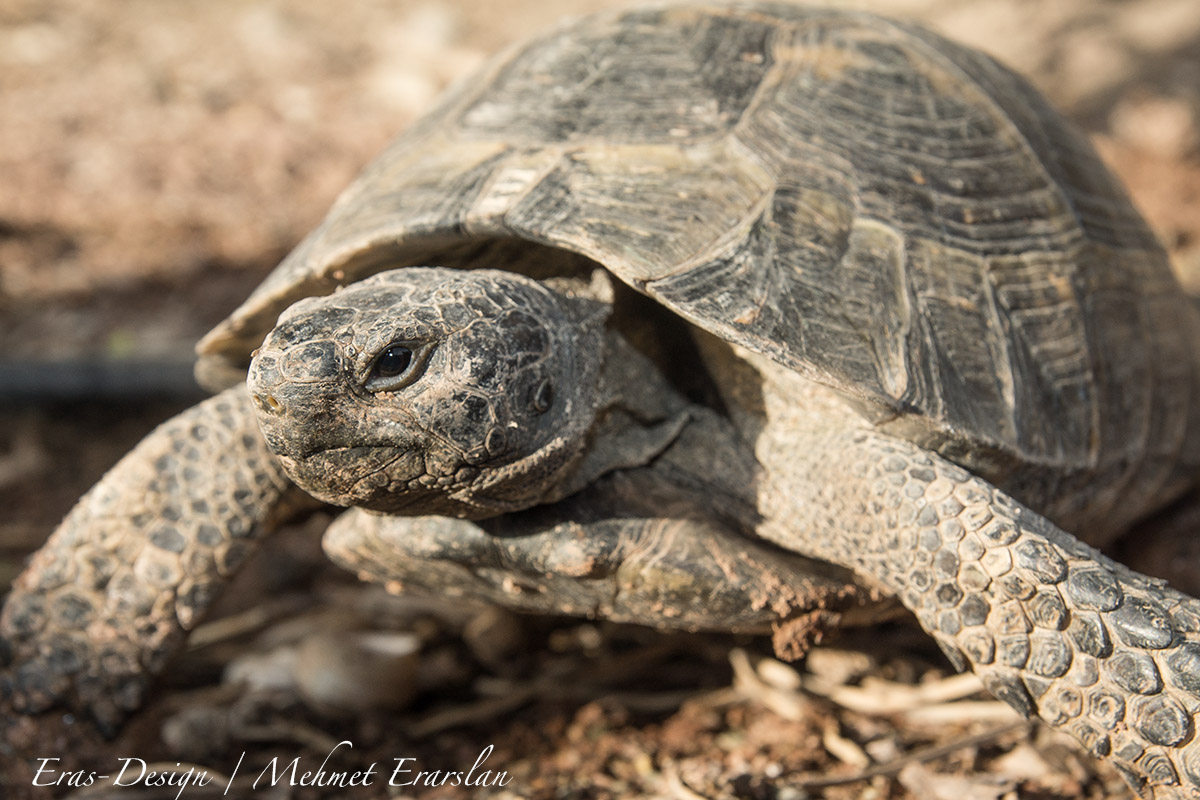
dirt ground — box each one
[1,0,1199,798]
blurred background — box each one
[0,0,1198,797]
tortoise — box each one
[5,2,1200,795]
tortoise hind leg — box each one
[0,385,299,732]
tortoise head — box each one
[247,267,609,518]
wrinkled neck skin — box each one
[550,330,690,485]
[445,326,701,515]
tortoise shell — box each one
[198,3,1200,520]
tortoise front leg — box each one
[323,481,872,639]
[763,426,1200,798]
[1,385,298,731]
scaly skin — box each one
[774,430,1200,795]
[742,363,1200,798]
[0,386,293,732]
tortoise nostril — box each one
[254,393,283,414]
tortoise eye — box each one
[365,342,428,392]
[374,345,412,378]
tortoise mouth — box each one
[283,444,409,472]
[282,444,490,516]
[277,445,420,508]
[304,443,401,460]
